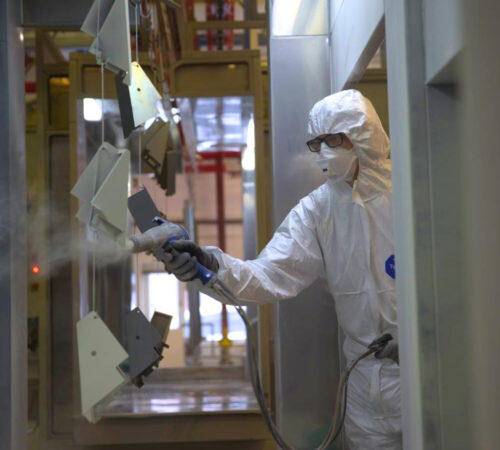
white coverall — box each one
[206,90,402,449]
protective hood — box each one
[308,89,391,200]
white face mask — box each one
[316,143,359,182]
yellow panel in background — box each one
[356,69,390,136]
[173,62,250,97]
[81,65,118,99]
[81,62,157,100]
[48,76,69,129]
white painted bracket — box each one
[141,118,169,163]
[81,0,132,85]
[116,61,162,137]
[76,311,129,423]
[71,142,130,241]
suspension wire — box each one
[92,238,96,312]
[135,1,142,310]
[101,63,105,145]
[91,0,105,313]
[135,1,142,178]
[135,2,139,62]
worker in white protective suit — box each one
[164,89,402,450]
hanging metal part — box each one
[165,150,179,195]
[141,118,169,163]
[71,142,131,241]
[140,118,178,195]
[119,308,171,388]
[76,311,129,423]
[128,187,161,232]
[115,61,162,138]
[81,0,133,85]
[151,311,173,342]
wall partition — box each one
[269,1,472,449]
[268,1,342,448]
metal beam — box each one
[423,0,462,83]
[22,0,137,28]
[23,31,94,49]
[385,0,468,449]
[0,0,27,448]
[463,0,500,448]
[329,0,385,91]
[268,30,341,448]
[23,0,94,28]
[385,1,434,447]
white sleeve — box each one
[204,197,325,304]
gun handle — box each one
[196,262,215,285]
[155,246,215,286]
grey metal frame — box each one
[0,0,27,449]
[269,1,471,449]
[329,0,385,91]
[385,0,466,449]
[268,6,342,448]
[462,0,500,448]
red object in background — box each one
[197,150,241,159]
[184,150,242,174]
[206,1,217,50]
[224,1,235,49]
[206,1,235,51]
[25,81,36,93]
[32,265,40,274]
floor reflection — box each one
[98,378,259,417]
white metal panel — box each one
[125,62,161,127]
[72,142,130,238]
[269,35,342,449]
[141,119,168,162]
[85,0,132,85]
[91,150,130,234]
[463,0,500,448]
[384,1,426,448]
[77,312,128,423]
[385,0,470,448]
[270,0,328,36]
[426,85,469,450]
[423,0,462,83]
[80,0,114,36]
[330,0,344,31]
[329,0,385,91]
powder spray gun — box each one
[127,189,394,450]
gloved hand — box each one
[162,240,219,282]
[374,335,399,364]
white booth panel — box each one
[329,0,385,91]
[270,0,328,37]
[424,0,462,83]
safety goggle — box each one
[306,133,344,152]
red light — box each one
[32,266,40,274]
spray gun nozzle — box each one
[368,333,393,353]
[128,221,190,254]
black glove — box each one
[163,240,219,282]
[373,335,399,364]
